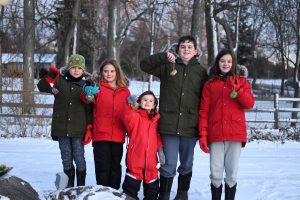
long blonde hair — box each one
[99,59,128,87]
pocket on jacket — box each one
[231,115,246,132]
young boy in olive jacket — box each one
[37,54,92,188]
[140,35,207,199]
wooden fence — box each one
[247,94,300,128]
[1,90,300,128]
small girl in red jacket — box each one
[81,59,130,190]
[122,91,165,200]
[199,49,254,200]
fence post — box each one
[274,93,279,129]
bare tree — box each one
[289,0,300,124]
[22,0,35,114]
[205,0,218,66]
[107,0,120,61]
[56,0,81,68]
[191,0,205,50]
[260,0,293,95]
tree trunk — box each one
[205,0,218,67]
[107,0,120,61]
[56,0,81,68]
[191,0,203,49]
[0,5,4,112]
[291,1,300,126]
[23,0,35,114]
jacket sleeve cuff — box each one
[199,128,208,137]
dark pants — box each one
[58,137,86,171]
[93,141,123,189]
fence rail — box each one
[1,90,300,128]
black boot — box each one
[225,183,236,200]
[174,172,192,200]
[143,179,159,200]
[211,184,222,200]
[122,175,142,200]
[76,169,86,186]
[157,176,173,200]
[64,166,75,188]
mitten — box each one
[45,66,60,85]
[228,76,241,99]
[82,124,92,145]
[83,84,100,96]
[158,148,166,165]
[83,83,100,102]
[199,136,210,154]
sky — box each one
[1,79,300,199]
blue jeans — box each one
[159,134,197,178]
[58,137,86,171]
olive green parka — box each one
[37,75,92,139]
[140,53,207,137]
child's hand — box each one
[199,136,210,154]
[130,102,139,110]
[158,148,166,165]
[83,84,100,96]
[228,76,241,99]
[167,52,176,63]
[228,76,241,91]
[127,95,139,109]
[45,66,60,85]
[82,124,92,145]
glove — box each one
[199,136,210,153]
[83,83,100,102]
[127,95,139,109]
[158,148,166,165]
[228,76,241,99]
[45,66,60,85]
[82,124,92,145]
[228,76,241,91]
[83,84,100,96]
[127,95,138,104]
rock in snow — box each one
[0,175,40,200]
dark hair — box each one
[137,91,158,115]
[175,35,197,53]
[209,49,237,80]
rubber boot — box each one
[211,184,222,200]
[225,183,236,200]
[64,166,75,188]
[157,176,174,200]
[143,179,159,200]
[174,172,192,200]
[122,175,142,200]
[76,169,86,186]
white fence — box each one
[1,90,300,129]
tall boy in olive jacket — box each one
[140,35,207,199]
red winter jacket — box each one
[123,107,162,183]
[82,81,130,143]
[199,75,254,145]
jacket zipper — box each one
[144,121,151,180]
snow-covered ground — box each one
[0,138,299,200]
[1,78,300,199]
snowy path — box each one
[0,138,299,200]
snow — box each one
[0,138,299,200]
[1,78,300,199]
